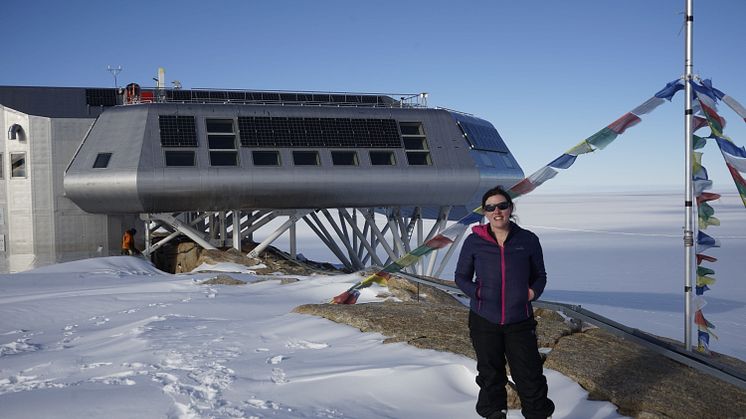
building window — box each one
[93,152,112,168]
[406,153,431,165]
[11,153,26,178]
[293,151,320,166]
[399,122,431,166]
[331,151,358,166]
[206,118,238,167]
[0,153,3,179]
[165,151,196,167]
[252,151,280,166]
[369,151,396,166]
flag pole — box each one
[683,0,695,351]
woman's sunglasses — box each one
[483,202,511,212]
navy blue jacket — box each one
[454,222,547,325]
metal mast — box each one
[683,0,695,351]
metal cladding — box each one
[63,100,523,216]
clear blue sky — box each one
[3,0,745,193]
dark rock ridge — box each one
[294,278,746,418]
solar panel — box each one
[228,91,246,101]
[449,113,509,153]
[209,91,227,100]
[167,90,192,102]
[85,89,118,106]
[194,91,211,101]
[237,117,403,148]
[159,115,198,147]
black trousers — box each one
[469,311,555,419]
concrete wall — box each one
[0,105,141,273]
[3,107,35,272]
[30,116,55,267]
[50,117,108,261]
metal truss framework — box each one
[140,206,468,277]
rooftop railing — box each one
[119,87,429,108]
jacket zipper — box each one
[500,245,506,325]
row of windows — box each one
[93,149,425,168]
[0,153,27,179]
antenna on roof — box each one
[107,65,123,88]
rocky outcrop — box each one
[294,279,746,418]
[544,329,746,418]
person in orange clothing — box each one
[121,228,137,255]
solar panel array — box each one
[164,90,392,106]
[159,115,198,147]
[85,89,118,106]
[237,117,402,148]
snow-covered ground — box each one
[0,257,622,418]
[0,191,743,418]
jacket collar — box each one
[472,222,517,245]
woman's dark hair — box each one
[481,186,513,209]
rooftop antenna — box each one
[107,65,122,88]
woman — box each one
[455,186,555,419]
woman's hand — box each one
[528,288,535,301]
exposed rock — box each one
[544,329,746,418]
[383,274,465,307]
[250,276,301,285]
[533,307,580,349]
[293,299,746,418]
[195,248,263,270]
[172,241,339,276]
[199,274,247,285]
[174,241,201,273]
[295,301,474,357]
[243,245,340,276]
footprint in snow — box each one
[266,355,287,365]
[89,371,137,386]
[0,338,42,356]
[244,398,281,410]
[60,324,79,347]
[81,362,112,370]
[271,368,288,384]
[88,316,110,326]
[286,339,329,350]
[1,329,28,336]
[119,308,139,314]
